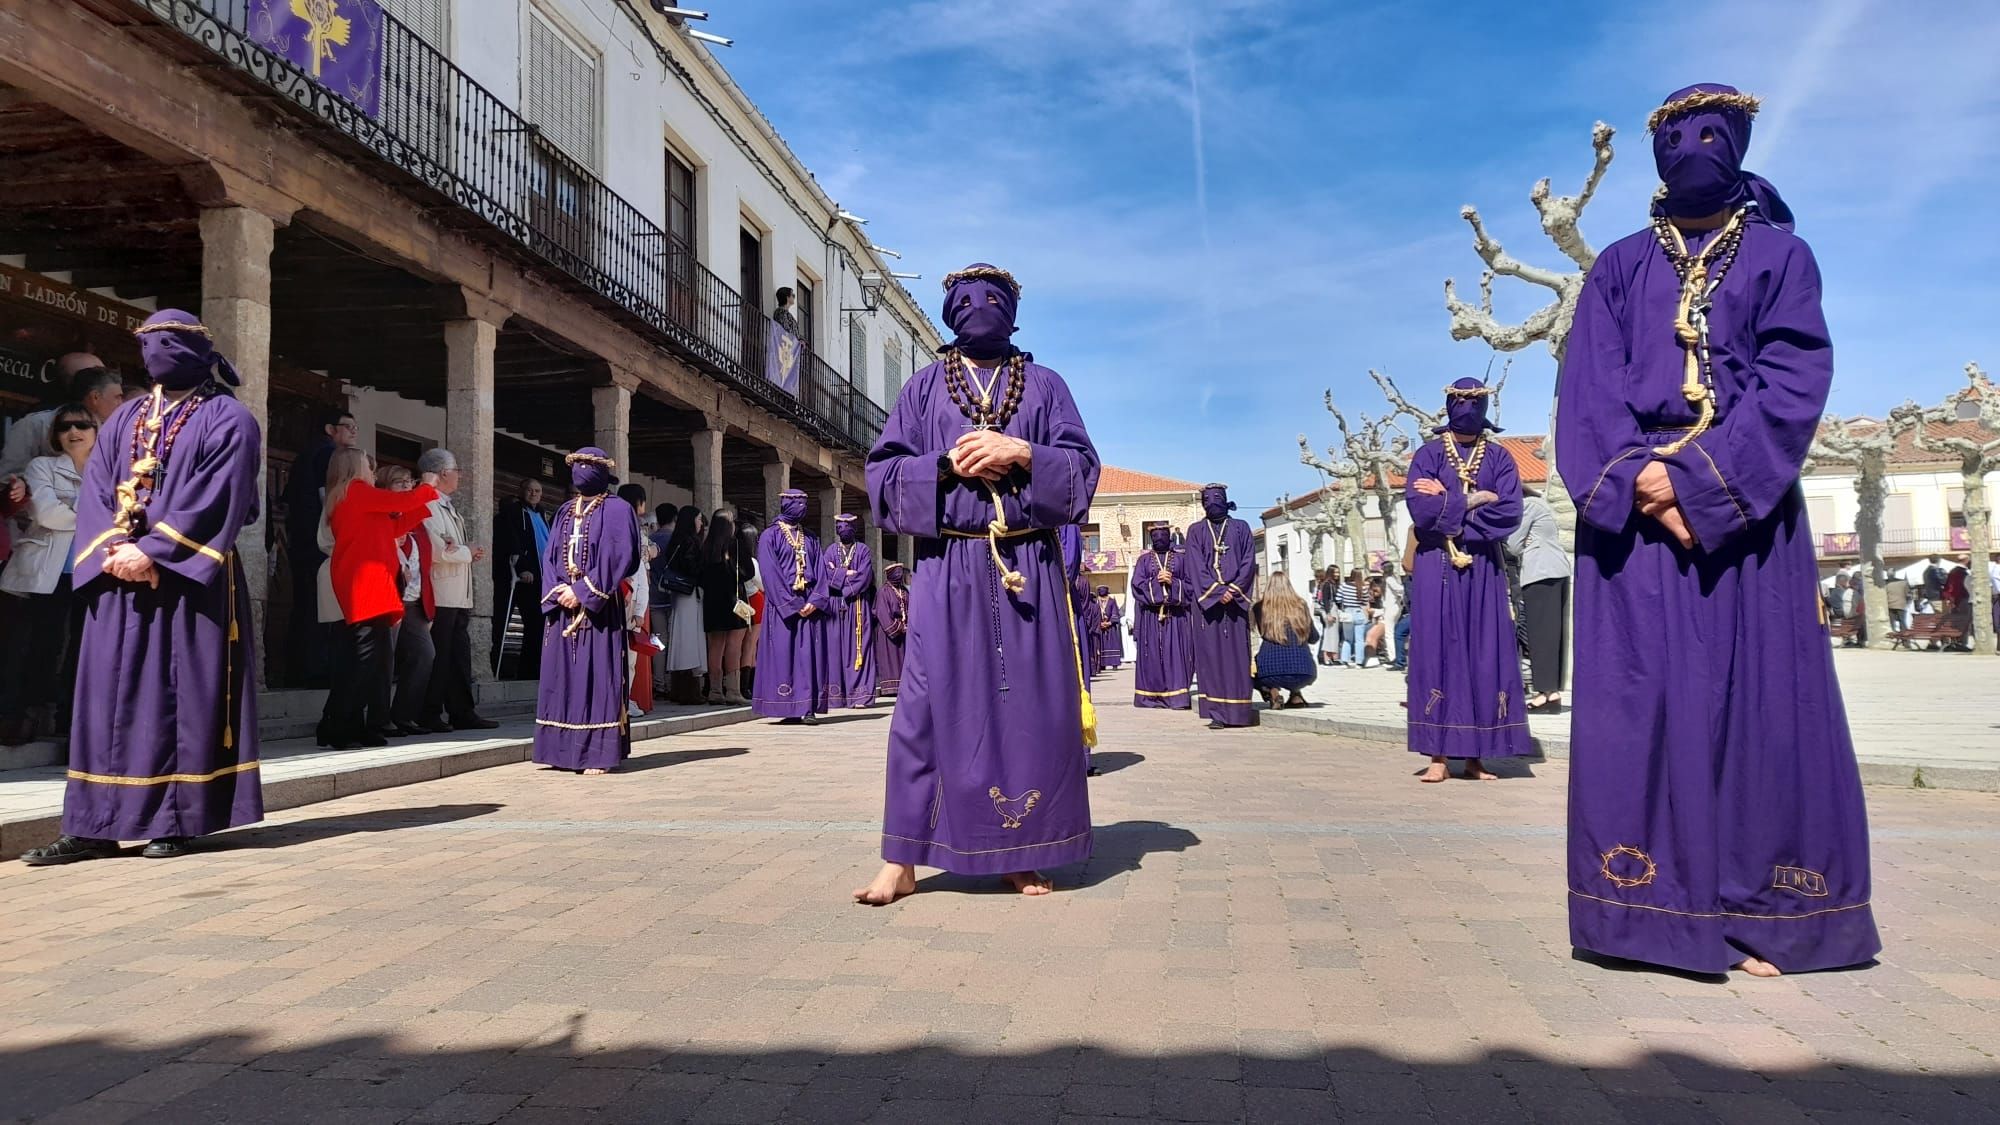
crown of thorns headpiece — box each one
[135,320,212,338]
[564,450,617,470]
[1443,384,1498,398]
[941,265,1021,297]
[1647,89,1762,133]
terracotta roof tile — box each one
[1096,465,1204,495]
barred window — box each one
[523,8,599,171]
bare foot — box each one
[583,768,608,776]
[1463,759,1500,781]
[1735,956,1783,978]
[852,862,916,906]
[1002,871,1054,896]
[1420,761,1449,784]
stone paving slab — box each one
[1,669,1995,1123]
[0,704,756,861]
[1261,647,2000,791]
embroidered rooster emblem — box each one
[989,787,1041,830]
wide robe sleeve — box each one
[131,402,262,588]
[1131,554,1163,609]
[1659,239,1833,551]
[1405,443,1463,539]
[1222,520,1255,600]
[1459,446,1523,546]
[838,544,875,600]
[873,585,903,636]
[867,367,947,538]
[1556,255,1654,535]
[539,507,566,616]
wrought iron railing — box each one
[136,0,885,453]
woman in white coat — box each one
[0,403,97,744]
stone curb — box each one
[1259,710,1999,792]
[0,706,759,861]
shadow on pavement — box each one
[1,1029,1989,1123]
[1087,751,1145,775]
[912,820,1201,897]
[618,747,751,774]
[210,803,505,851]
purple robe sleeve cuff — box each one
[872,453,944,538]
[1574,448,1649,535]
[1661,443,1752,550]
[1018,445,1091,528]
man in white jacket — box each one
[419,448,498,731]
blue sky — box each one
[716,0,2000,511]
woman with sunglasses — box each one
[0,403,98,744]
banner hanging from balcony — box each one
[249,0,386,117]
[765,321,802,398]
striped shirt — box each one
[1331,582,1368,613]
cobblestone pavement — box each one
[3,669,1997,1124]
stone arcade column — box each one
[591,380,633,485]
[819,484,843,545]
[865,525,885,578]
[691,417,725,516]
[199,204,283,688]
[443,290,506,682]
[761,457,791,526]
[899,534,917,569]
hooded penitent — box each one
[940,263,1020,360]
[1650,83,1793,231]
[819,512,877,708]
[136,310,242,391]
[566,447,615,496]
[1554,82,1877,975]
[1134,519,1194,709]
[1435,378,1502,435]
[778,488,808,524]
[835,513,861,544]
[1150,527,1173,552]
[1188,483,1255,726]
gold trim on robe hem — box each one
[154,521,227,564]
[882,829,1091,857]
[68,761,260,786]
[1568,889,1869,922]
[1201,696,1256,705]
[1134,688,1191,697]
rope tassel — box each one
[982,481,1027,594]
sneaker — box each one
[1363,658,1380,669]
[626,701,644,719]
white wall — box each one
[447,0,936,406]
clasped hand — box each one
[1634,462,1695,549]
[105,542,159,587]
[948,430,1033,481]
[1413,478,1497,508]
[551,584,581,610]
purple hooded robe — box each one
[753,491,831,719]
[532,449,640,772]
[1187,488,1256,727]
[866,263,1100,874]
[1403,388,1530,760]
[817,516,877,709]
[1557,84,1878,974]
[874,564,910,696]
[1131,542,1194,709]
[62,312,262,841]
[1093,588,1124,668]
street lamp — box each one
[843,270,888,313]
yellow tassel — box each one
[1079,692,1098,750]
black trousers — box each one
[1522,577,1569,695]
[493,580,542,679]
[426,605,477,722]
[323,616,394,741]
[0,577,81,723]
[391,601,435,726]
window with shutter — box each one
[848,313,869,388]
[377,0,452,158]
[882,335,903,405]
[524,9,599,171]
[379,0,449,53]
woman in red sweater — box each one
[317,448,438,749]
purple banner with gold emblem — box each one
[765,320,802,398]
[249,0,385,117]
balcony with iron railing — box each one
[135,0,887,453]
[1819,527,1993,558]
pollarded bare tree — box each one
[1442,121,1617,528]
[1297,384,1421,564]
[1807,414,1905,647]
[1896,363,1999,655]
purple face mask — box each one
[1434,379,1502,435]
[1201,486,1234,520]
[136,310,241,392]
[567,447,615,496]
[887,564,909,587]
[835,517,860,544]
[778,490,808,523]
[1150,528,1172,552]
[1649,83,1792,229]
[942,264,1019,360]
